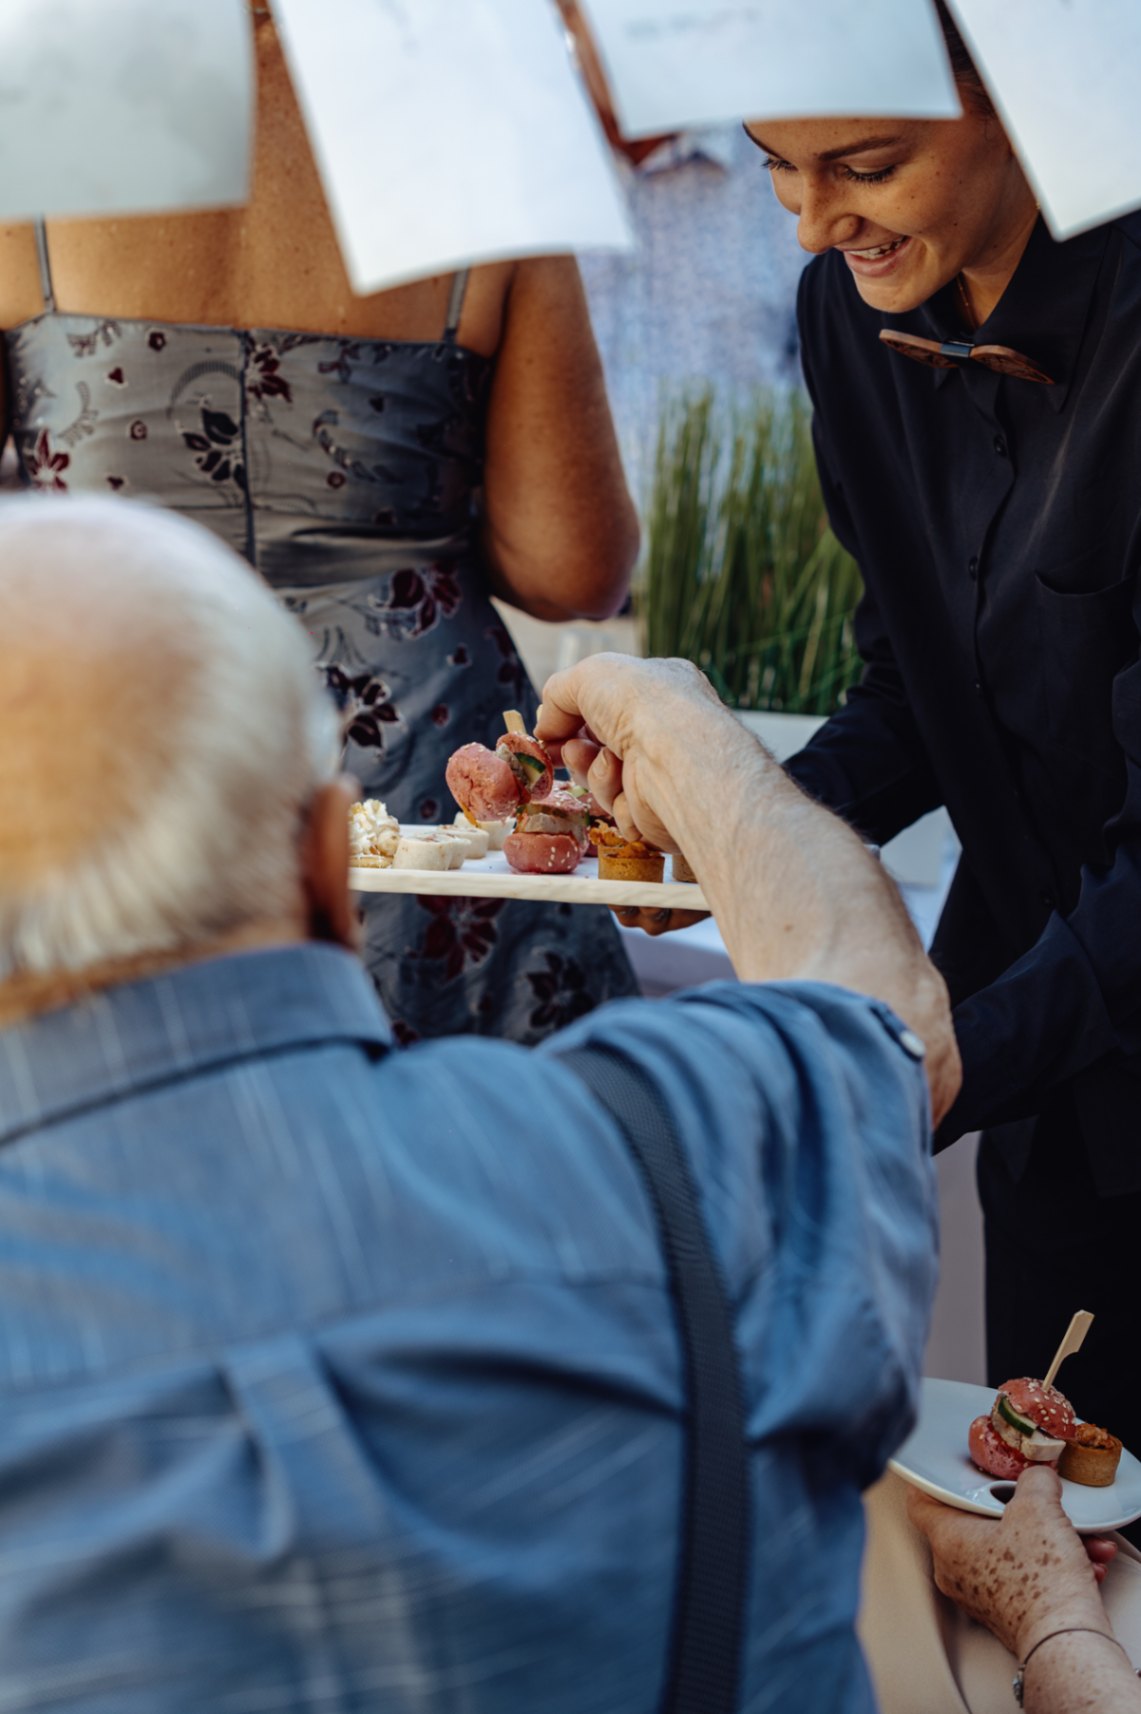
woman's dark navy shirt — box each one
[788,213,1141,1189]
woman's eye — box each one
[841,165,897,185]
[762,156,795,174]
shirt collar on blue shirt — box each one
[891,215,1110,411]
[0,942,392,1148]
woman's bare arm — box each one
[0,223,43,460]
[0,227,28,465]
[480,255,639,622]
[908,1470,1141,1714]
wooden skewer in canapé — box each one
[1043,1309,1095,1391]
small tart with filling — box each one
[590,823,665,883]
[1059,1422,1122,1488]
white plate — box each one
[350,830,707,911]
[890,1377,1141,1533]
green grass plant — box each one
[639,390,863,714]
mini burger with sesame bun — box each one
[503,787,590,875]
[968,1377,1077,1481]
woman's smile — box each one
[840,235,914,278]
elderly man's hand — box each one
[536,653,722,851]
[906,1467,1116,1661]
[538,656,725,938]
[557,735,711,935]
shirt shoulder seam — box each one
[0,1270,681,1401]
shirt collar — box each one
[636,126,736,176]
[895,215,1110,411]
[0,943,392,1147]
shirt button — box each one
[968,555,979,580]
[973,679,982,693]
[898,1029,927,1061]
[1041,892,1055,909]
[993,434,1007,457]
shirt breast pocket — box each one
[1032,560,1138,764]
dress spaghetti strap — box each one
[442,269,470,343]
[34,220,56,314]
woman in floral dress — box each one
[0,3,640,1042]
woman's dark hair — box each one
[934,0,992,111]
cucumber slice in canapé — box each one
[990,1392,1066,1463]
[498,744,547,792]
[994,1392,1037,1438]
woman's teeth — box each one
[853,237,908,259]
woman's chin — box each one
[849,273,931,316]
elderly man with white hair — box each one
[0,495,956,1714]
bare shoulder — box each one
[0,223,46,328]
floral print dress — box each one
[5,243,637,1042]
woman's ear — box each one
[300,775,360,951]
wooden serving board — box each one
[350,830,707,910]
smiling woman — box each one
[743,0,1141,1481]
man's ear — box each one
[300,776,360,951]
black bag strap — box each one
[559,1046,749,1714]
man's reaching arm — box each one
[536,654,960,1123]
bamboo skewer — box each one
[502,709,526,735]
[1043,1310,1095,1392]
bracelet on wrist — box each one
[1012,1625,1134,1706]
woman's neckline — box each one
[6,304,492,364]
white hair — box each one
[0,498,340,979]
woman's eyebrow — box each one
[744,130,905,162]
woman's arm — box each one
[784,562,945,845]
[785,267,943,844]
[480,255,639,622]
[0,222,42,466]
[0,345,8,465]
[939,522,1141,1141]
[907,1469,1141,1714]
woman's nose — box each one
[796,182,861,256]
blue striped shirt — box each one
[0,943,935,1713]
